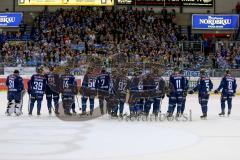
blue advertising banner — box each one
[192,14,239,30]
[0,13,23,27]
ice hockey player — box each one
[111,67,130,117]
[189,69,213,119]
[180,69,189,115]
[45,66,60,115]
[128,67,144,116]
[80,66,98,116]
[95,67,111,115]
[60,67,78,115]
[167,67,186,118]
[144,67,166,116]
[28,67,47,115]
[5,70,25,116]
[214,69,237,116]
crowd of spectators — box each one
[213,43,240,69]
[0,7,239,70]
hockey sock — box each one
[119,102,124,114]
[37,100,42,114]
[90,98,94,111]
[221,100,226,113]
[227,99,232,111]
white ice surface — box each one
[0,93,240,160]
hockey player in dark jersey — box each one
[60,68,78,115]
[180,69,189,115]
[111,68,130,117]
[6,70,25,116]
[189,69,213,119]
[28,67,47,115]
[214,69,237,116]
[129,68,145,116]
[167,67,186,117]
[144,68,166,116]
[45,66,60,115]
[80,66,98,115]
[95,67,111,115]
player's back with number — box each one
[221,75,237,95]
[83,73,97,91]
[193,76,213,94]
[30,74,47,95]
[169,74,185,93]
[60,74,76,95]
[6,74,24,93]
[95,73,111,92]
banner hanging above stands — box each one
[192,14,239,30]
[0,13,23,28]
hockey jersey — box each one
[6,74,24,93]
[169,73,186,94]
[193,76,213,95]
[217,74,237,95]
[60,74,77,96]
[29,74,47,95]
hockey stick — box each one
[75,95,82,111]
[28,94,31,113]
[18,90,26,115]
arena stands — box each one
[0,7,239,70]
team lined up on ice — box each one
[5,66,237,119]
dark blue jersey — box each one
[95,73,111,92]
[169,74,186,93]
[82,73,97,90]
[217,74,237,95]
[29,74,47,95]
[45,72,60,93]
[129,75,144,93]
[6,74,24,92]
[152,76,166,96]
[60,74,77,95]
[193,76,213,94]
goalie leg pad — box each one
[6,100,15,115]
[15,103,22,116]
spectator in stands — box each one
[235,53,240,68]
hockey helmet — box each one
[225,69,230,74]
[200,69,206,76]
[36,66,44,74]
[14,69,20,75]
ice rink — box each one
[1,92,240,160]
